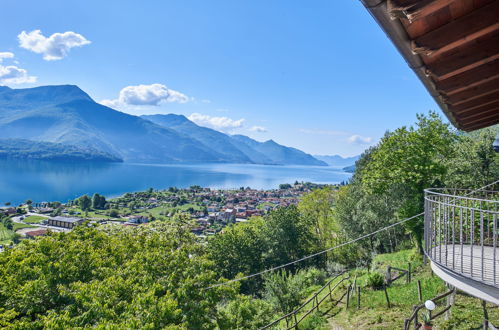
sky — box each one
[0,0,443,157]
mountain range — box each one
[313,154,360,167]
[0,85,326,166]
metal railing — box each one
[424,188,499,287]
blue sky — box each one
[0,0,442,156]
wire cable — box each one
[204,179,499,290]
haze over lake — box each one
[0,159,351,205]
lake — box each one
[0,159,352,205]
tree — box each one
[216,295,274,329]
[279,183,292,190]
[92,193,106,209]
[0,223,237,328]
[262,205,321,271]
[208,217,267,293]
[445,127,499,189]
[108,209,119,218]
[78,195,92,211]
[358,112,456,253]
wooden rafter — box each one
[413,1,499,57]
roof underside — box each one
[362,0,499,131]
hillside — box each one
[0,86,326,165]
[143,114,327,166]
[0,138,122,162]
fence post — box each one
[357,286,361,309]
[346,284,351,309]
[294,313,299,330]
[445,285,455,320]
[407,263,411,284]
[413,305,419,330]
[386,266,392,286]
[384,285,391,308]
[328,282,332,301]
[417,280,423,302]
[316,295,320,312]
[482,300,488,329]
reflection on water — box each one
[0,159,351,205]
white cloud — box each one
[0,52,14,63]
[188,113,245,132]
[0,65,36,85]
[100,83,189,109]
[249,126,268,133]
[347,134,373,145]
[18,30,90,60]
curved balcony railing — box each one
[424,188,499,288]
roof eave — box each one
[360,0,463,130]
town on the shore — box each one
[0,182,344,249]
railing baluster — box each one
[460,207,463,274]
[494,213,497,287]
[481,212,484,282]
[471,209,474,278]
[452,204,455,269]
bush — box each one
[366,271,384,290]
[108,209,119,218]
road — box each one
[11,213,70,233]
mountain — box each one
[231,135,327,166]
[142,114,327,166]
[0,85,326,165]
[313,154,360,167]
[0,138,122,162]
[141,114,264,164]
[0,85,226,163]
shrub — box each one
[366,271,384,290]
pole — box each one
[417,280,423,302]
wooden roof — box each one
[362,0,499,131]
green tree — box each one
[358,112,456,253]
[77,195,92,211]
[216,295,274,329]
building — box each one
[362,0,499,319]
[48,216,84,229]
[25,229,48,239]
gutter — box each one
[360,0,462,130]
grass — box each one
[136,203,203,217]
[23,215,47,224]
[13,222,36,231]
[280,249,499,329]
[0,223,13,245]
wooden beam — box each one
[427,33,499,79]
[452,99,499,115]
[402,0,455,22]
[435,58,499,91]
[450,90,499,112]
[444,73,499,96]
[456,107,499,122]
[445,76,499,103]
[461,114,499,131]
[414,1,499,55]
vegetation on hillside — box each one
[0,138,122,162]
[0,113,497,328]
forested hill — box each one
[0,138,122,162]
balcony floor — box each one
[430,245,499,305]
[430,245,498,287]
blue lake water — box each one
[0,159,352,205]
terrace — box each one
[424,188,499,304]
